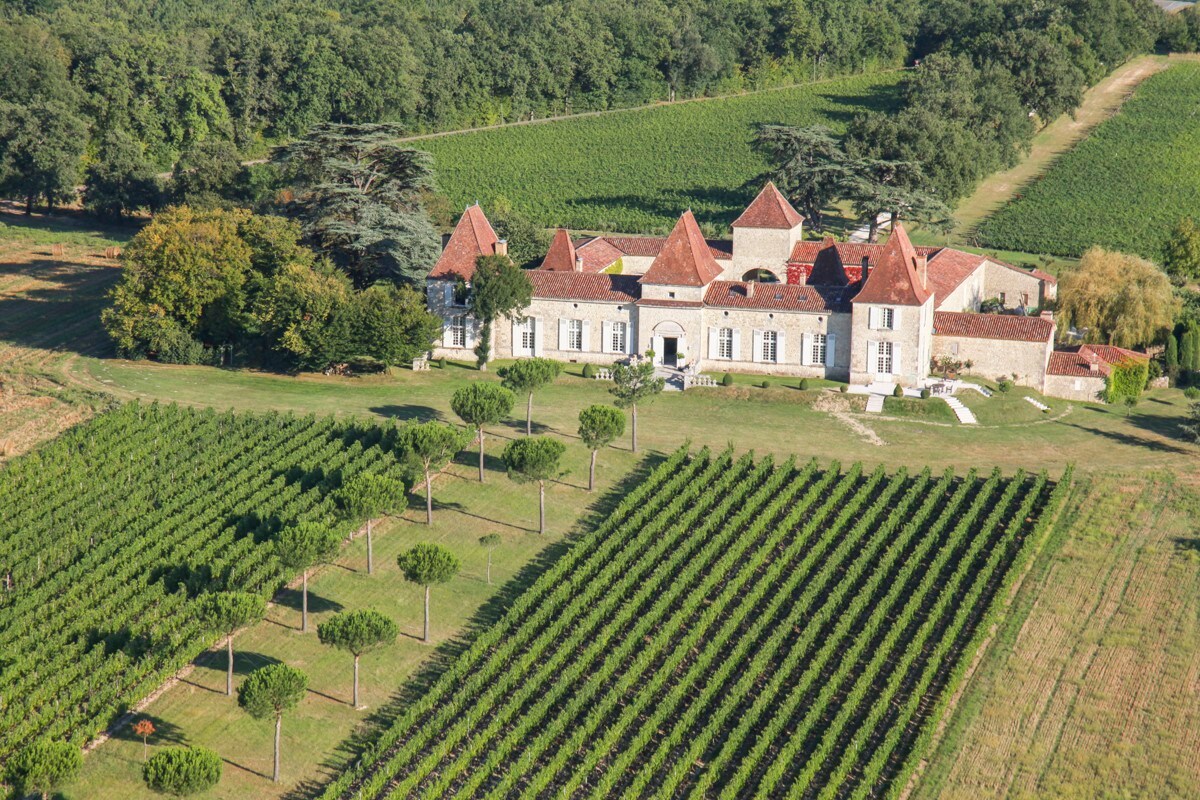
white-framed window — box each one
[519,318,535,351]
[880,307,895,330]
[762,330,778,363]
[567,319,583,350]
[718,328,733,359]
[876,340,893,373]
[611,321,627,354]
[451,315,467,348]
[811,333,827,365]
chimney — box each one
[495,239,508,257]
[916,254,928,290]
[747,282,756,298]
[574,254,584,273]
[1040,309,1054,320]
[861,256,870,283]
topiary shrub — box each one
[438,357,447,369]
[798,378,810,390]
[920,388,931,399]
[997,378,1013,393]
[892,384,903,398]
[758,380,770,389]
[839,383,848,394]
[1185,386,1200,400]
[721,372,733,386]
[143,746,222,796]
[582,363,596,379]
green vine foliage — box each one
[1103,358,1150,404]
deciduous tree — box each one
[334,474,407,575]
[468,254,533,369]
[396,543,459,643]
[273,523,341,633]
[1165,217,1200,282]
[237,664,308,783]
[401,421,471,524]
[83,128,161,219]
[502,436,566,534]
[199,591,267,695]
[0,100,86,214]
[450,382,516,481]
[578,404,625,491]
[317,609,397,708]
[499,358,563,435]
[610,361,665,453]
[132,719,156,760]
[142,746,222,796]
[1057,247,1178,348]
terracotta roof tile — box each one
[1046,344,1148,378]
[704,280,851,312]
[732,182,804,229]
[636,298,705,308]
[528,271,640,303]
[926,249,986,305]
[852,224,932,306]
[429,204,499,280]
[640,211,725,287]
[932,311,1054,342]
[601,236,732,260]
[789,239,939,271]
[574,237,626,272]
[540,228,579,272]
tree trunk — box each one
[631,405,639,453]
[366,518,373,575]
[301,570,308,633]
[423,584,431,643]
[868,215,879,243]
[425,468,433,524]
[589,449,597,492]
[227,635,234,696]
[526,392,533,435]
[273,714,282,782]
[539,480,546,534]
[25,196,34,215]
[143,736,148,760]
[486,550,492,585]
[353,654,360,708]
[478,428,485,482]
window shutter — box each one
[867,340,878,374]
[652,335,664,364]
[581,319,592,351]
[708,326,719,358]
[442,316,453,348]
[443,283,454,306]
[752,330,763,363]
[892,308,902,329]
[826,333,836,367]
[512,318,522,356]
[731,329,742,361]
[868,307,879,330]
[533,318,544,356]
[464,317,477,349]
[801,333,814,366]
[891,343,901,376]
[602,321,613,354]
[776,332,786,364]
[558,319,568,350]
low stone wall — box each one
[1044,373,1106,402]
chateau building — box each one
[425,183,1127,402]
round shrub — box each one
[143,746,222,796]
[758,380,770,389]
[1185,386,1200,400]
[438,357,447,369]
[839,383,849,394]
[582,363,596,379]
[892,384,903,398]
[798,378,810,390]
[721,372,733,386]
[997,378,1013,393]
[920,388,931,399]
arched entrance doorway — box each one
[651,320,686,367]
[741,268,781,283]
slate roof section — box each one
[640,211,726,287]
[932,311,1055,342]
[429,204,500,280]
[731,182,804,229]
[540,229,579,272]
[704,281,852,313]
[852,224,932,306]
[1047,344,1149,377]
[528,271,640,303]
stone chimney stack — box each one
[747,282,756,298]
[574,254,584,272]
[916,254,928,290]
[495,239,508,257]
[861,256,870,284]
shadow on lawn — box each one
[368,404,443,422]
[281,450,670,800]
[110,713,188,747]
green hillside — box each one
[419,71,903,234]
[976,63,1200,260]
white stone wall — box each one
[617,255,654,275]
[849,299,933,386]
[1044,373,1106,402]
[493,298,639,365]
[936,270,985,312]
[427,280,481,359]
[983,262,1047,310]
[932,334,1051,388]
[635,304,706,366]
[639,283,705,303]
[728,226,802,280]
[698,308,851,379]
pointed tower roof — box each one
[731,182,804,229]
[852,223,931,306]
[539,228,579,271]
[429,203,499,280]
[806,235,850,287]
[640,211,725,287]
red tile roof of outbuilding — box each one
[1046,344,1148,377]
[932,311,1054,342]
[732,182,804,229]
[528,271,640,303]
[429,204,499,280]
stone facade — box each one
[983,261,1049,310]
[493,299,638,364]
[1043,373,1106,402]
[932,333,1052,388]
[849,300,933,386]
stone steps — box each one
[1023,395,1051,411]
[865,394,885,413]
[943,396,978,424]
